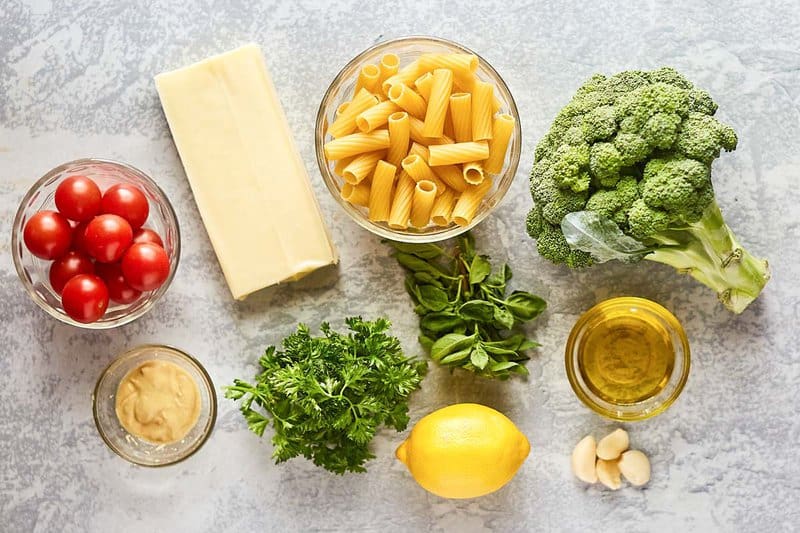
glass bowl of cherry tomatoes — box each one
[11,158,180,328]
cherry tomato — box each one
[95,262,141,304]
[101,184,149,229]
[71,220,91,254]
[61,274,109,323]
[23,210,72,259]
[121,243,170,291]
[84,214,133,263]
[54,175,101,222]
[132,227,164,248]
[49,250,95,294]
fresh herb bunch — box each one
[390,233,546,379]
[225,317,426,474]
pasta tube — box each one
[342,151,385,184]
[324,130,390,160]
[462,161,485,185]
[328,88,379,138]
[381,60,423,95]
[431,188,456,226]
[471,80,494,141]
[452,178,492,226]
[368,160,397,222]
[418,53,478,77]
[354,64,381,95]
[414,72,434,101]
[333,155,355,177]
[484,113,515,174]
[341,181,371,207]
[379,53,399,82]
[410,180,437,228]
[335,102,349,117]
[449,92,472,142]
[387,112,410,167]
[422,69,453,138]
[356,100,399,132]
[432,163,468,192]
[409,116,453,145]
[388,171,415,229]
[401,154,446,196]
[387,83,426,119]
[428,141,489,166]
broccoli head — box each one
[527,67,769,313]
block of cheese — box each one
[155,44,338,299]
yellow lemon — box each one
[395,403,530,499]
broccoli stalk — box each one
[644,200,770,313]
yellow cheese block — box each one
[155,44,338,299]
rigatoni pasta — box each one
[484,113,515,173]
[322,50,515,230]
[368,160,397,222]
[409,180,437,228]
[386,112,410,167]
[428,141,489,166]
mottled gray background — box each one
[1,1,799,532]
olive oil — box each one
[577,309,675,404]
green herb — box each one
[389,233,546,379]
[224,317,426,474]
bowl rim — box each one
[91,343,217,467]
[11,157,181,329]
[314,35,522,243]
[564,296,691,421]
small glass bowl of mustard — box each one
[92,344,217,466]
[565,297,690,421]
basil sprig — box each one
[390,233,546,379]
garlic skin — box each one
[618,450,651,486]
[571,435,598,483]
[596,428,629,460]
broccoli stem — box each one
[644,200,771,313]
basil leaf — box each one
[458,300,496,322]
[484,334,525,350]
[419,335,435,351]
[414,271,443,287]
[469,255,492,284]
[505,291,547,321]
[482,344,518,357]
[390,242,445,259]
[417,285,449,312]
[421,312,465,333]
[518,339,541,351]
[430,333,476,361]
[439,348,472,364]
[561,211,650,264]
[404,275,418,303]
[470,344,489,369]
[493,306,515,330]
[489,361,519,372]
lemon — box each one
[395,403,530,499]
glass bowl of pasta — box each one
[315,36,521,243]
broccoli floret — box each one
[527,67,770,313]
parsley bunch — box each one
[225,317,426,474]
[390,233,546,379]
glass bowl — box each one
[11,158,180,329]
[315,35,521,243]
[92,344,216,467]
[565,297,690,421]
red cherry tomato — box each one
[121,243,170,291]
[54,175,101,222]
[132,227,164,248]
[61,274,109,323]
[71,220,91,254]
[49,250,95,294]
[101,184,149,229]
[84,214,133,263]
[95,262,141,304]
[23,210,72,259]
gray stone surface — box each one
[1,1,799,531]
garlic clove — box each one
[571,435,598,483]
[618,449,651,486]
[596,458,622,490]
[596,428,629,460]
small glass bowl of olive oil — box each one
[565,297,690,421]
